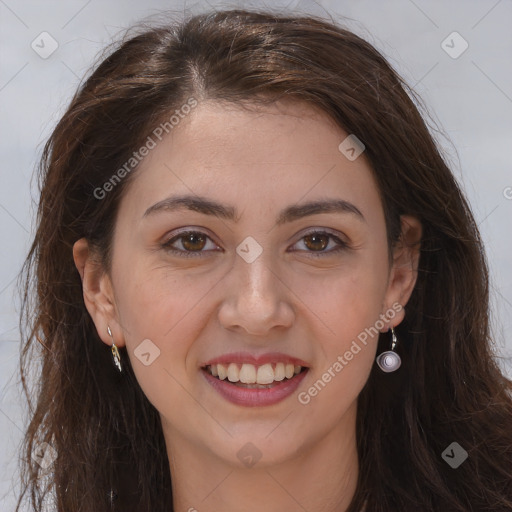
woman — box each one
[17,8,512,512]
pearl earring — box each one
[375,326,401,373]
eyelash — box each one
[161,229,348,259]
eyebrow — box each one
[142,194,366,225]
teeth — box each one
[217,363,227,380]
[206,362,304,384]
[256,363,274,385]
[227,363,239,382]
[274,362,285,381]
[239,363,256,384]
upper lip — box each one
[201,352,310,368]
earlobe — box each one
[382,215,422,327]
[72,238,125,347]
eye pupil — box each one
[304,233,328,251]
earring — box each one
[107,326,122,373]
[375,326,401,373]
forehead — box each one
[165,98,347,166]
[118,99,383,227]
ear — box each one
[380,215,422,331]
[73,238,125,347]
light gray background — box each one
[1,0,511,509]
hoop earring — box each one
[375,326,401,373]
[107,326,122,373]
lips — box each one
[200,352,310,406]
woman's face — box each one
[78,99,419,468]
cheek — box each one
[113,250,207,339]
[294,251,389,337]
[111,260,217,405]
[295,251,389,387]
[295,270,386,419]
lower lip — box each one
[201,368,309,407]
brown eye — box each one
[180,232,207,251]
[291,230,348,257]
[162,230,220,258]
[303,233,329,251]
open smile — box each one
[200,354,310,407]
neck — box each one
[163,402,360,512]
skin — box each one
[74,99,422,512]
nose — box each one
[217,251,295,336]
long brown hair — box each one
[17,8,512,511]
